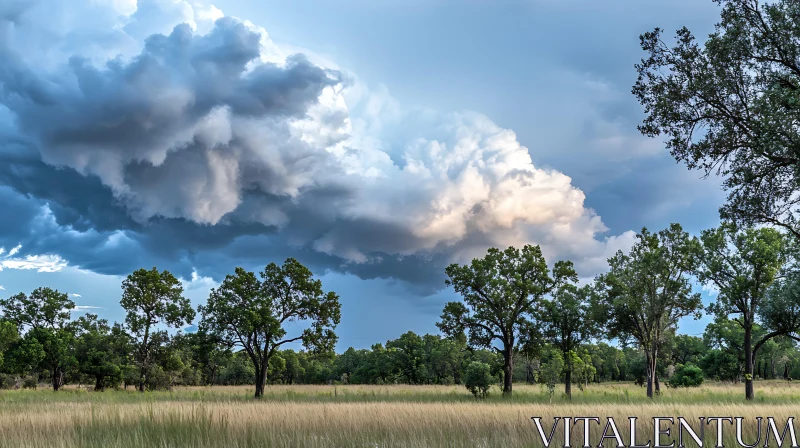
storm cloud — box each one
[0,0,635,292]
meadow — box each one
[1,382,800,447]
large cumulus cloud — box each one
[0,0,635,292]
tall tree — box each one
[120,267,194,392]
[593,224,703,398]
[0,287,75,391]
[633,0,800,238]
[437,245,577,396]
[696,224,788,399]
[539,284,596,399]
[199,260,341,399]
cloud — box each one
[701,282,720,297]
[0,245,66,273]
[71,293,82,297]
[0,285,4,291]
[0,0,636,291]
[70,305,104,313]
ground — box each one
[0,382,796,447]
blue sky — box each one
[0,0,727,348]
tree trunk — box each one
[52,367,62,392]
[744,324,754,400]
[95,375,104,392]
[771,356,776,379]
[138,324,151,393]
[646,344,658,399]
[564,369,572,399]
[502,348,514,396]
[254,360,268,399]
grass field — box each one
[1,382,799,447]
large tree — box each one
[0,287,75,391]
[120,267,194,392]
[539,284,596,399]
[634,0,800,238]
[696,224,789,399]
[437,245,577,396]
[593,224,703,398]
[199,260,341,399]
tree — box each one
[539,347,565,403]
[199,260,341,399]
[464,361,493,399]
[633,0,800,239]
[74,314,124,391]
[387,331,425,384]
[670,334,707,366]
[696,224,788,399]
[755,273,800,362]
[174,330,231,386]
[0,287,75,391]
[437,245,576,396]
[593,224,703,398]
[120,267,194,392]
[539,284,595,399]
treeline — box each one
[0,225,797,403]
[1,225,800,403]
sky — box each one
[0,0,728,349]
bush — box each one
[22,376,38,389]
[464,361,493,399]
[668,364,704,388]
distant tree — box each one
[387,331,425,384]
[0,287,75,391]
[73,314,124,391]
[120,267,194,392]
[670,334,707,366]
[593,224,703,398]
[696,224,789,400]
[199,261,341,399]
[464,361,493,399]
[0,319,19,371]
[755,273,800,360]
[280,350,303,385]
[539,284,596,399]
[174,330,231,386]
[438,245,577,396]
[633,0,800,239]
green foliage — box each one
[199,260,341,398]
[539,348,564,403]
[463,361,493,399]
[593,224,702,397]
[0,287,75,390]
[633,0,800,238]
[539,284,595,397]
[438,245,577,395]
[121,267,194,392]
[74,315,125,391]
[668,364,704,388]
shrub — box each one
[464,361,493,399]
[668,364,704,388]
[22,376,38,389]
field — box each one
[1,382,799,447]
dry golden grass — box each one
[0,382,797,447]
